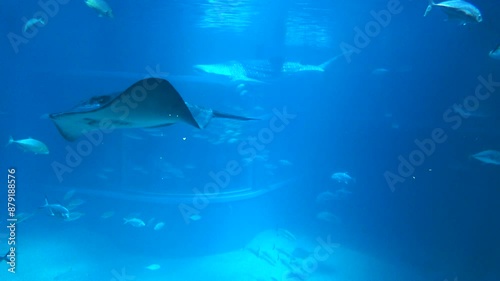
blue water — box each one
[1,0,500,280]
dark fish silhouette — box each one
[49,78,257,141]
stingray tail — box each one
[319,50,355,70]
[212,111,259,121]
[185,102,258,129]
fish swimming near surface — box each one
[424,0,482,25]
[85,0,113,18]
[6,136,49,154]
[23,17,45,32]
[471,150,500,165]
[193,52,347,84]
[48,78,258,141]
[489,45,500,60]
[39,197,70,219]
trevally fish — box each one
[331,172,354,184]
[490,45,500,60]
[123,217,146,227]
[23,17,45,32]
[424,0,482,25]
[39,197,70,219]
[471,150,500,165]
[85,0,113,18]
[48,78,258,141]
[193,52,346,84]
[6,136,49,154]
[153,222,165,231]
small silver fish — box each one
[189,214,202,221]
[23,17,45,32]
[85,0,113,18]
[145,264,160,271]
[123,217,145,227]
[7,136,49,154]
[489,45,500,60]
[153,222,165,231]
[331,172,354,184]
[424,0,482,25]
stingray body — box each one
[49,78,256,141]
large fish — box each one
[193,52,346,84]
[424,0,482,25]
[39,197,70,219]
[6,136,49,154]
[49,78,257,141]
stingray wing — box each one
[49,78,199,141]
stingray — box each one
[49,78,257,141]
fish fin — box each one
[2,250,8,261]
[6,136,14,147]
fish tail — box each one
[6,136,14,147]
[424,0,434,16]
[39,196,49,209]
